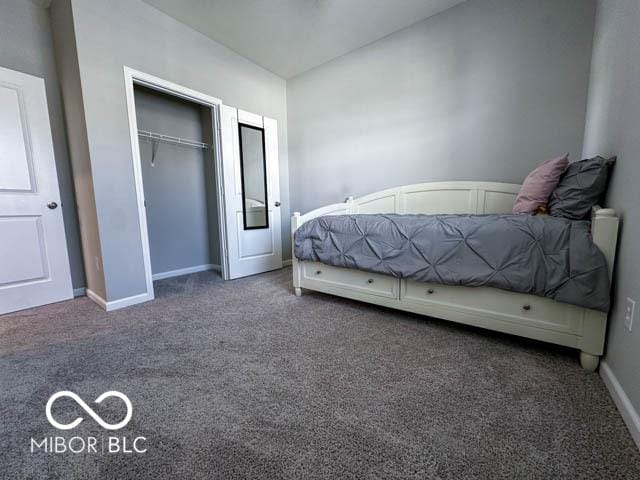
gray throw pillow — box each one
[548,156,616,220]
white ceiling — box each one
[142,0,468,79]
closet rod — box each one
[138,129,209,149]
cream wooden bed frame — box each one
[291,182,619,371]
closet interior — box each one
[133,85,221,281]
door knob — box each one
[274,201,281,207]
[47,202,58,210]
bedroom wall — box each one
[286,0,597,214]
[0,0,85,291]
[50,0,290,302]
[582,0,640,444]
[134,86,220,276]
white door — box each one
[0,66,73,314]
[220,106,282,279]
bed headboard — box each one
[350,181,520,216]
[293,181,521,224]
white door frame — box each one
[123,67,229,302]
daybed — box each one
[291,182,619,371]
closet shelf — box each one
[138,129,209,149]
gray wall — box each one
[0,0,85,290]
[134,86,220,275]
[53,0,290,301]
[201,106,222,268]
[287,0,597,214]
[50,0,105,298]
[582,0,640,418]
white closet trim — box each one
[117,66,227,312]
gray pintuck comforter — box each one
[294,214,610,311]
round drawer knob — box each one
[315,270,322,275]
[523,304,531,311]
[367,278,374,284]
[427,288,435,294]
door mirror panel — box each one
[238,123,268,229]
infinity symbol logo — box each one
[45,391,132,431]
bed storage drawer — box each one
[401,280,584,334]
[300,261,399,299]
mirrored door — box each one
[220,106,282,279]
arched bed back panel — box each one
[295,182,521,224]
[352,181,520,215]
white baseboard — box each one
[85,288,108,310]
[600,360,640,450]
[152,264,220,281]
[283,259,292,267]
[73,287,86,298]
[86,288,153,312]
[85,263,219,312]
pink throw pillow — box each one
[513,154,569,214]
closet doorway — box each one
[133,85,222,283]
[124,68,229,300]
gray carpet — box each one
[1,268,638,479]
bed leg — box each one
[294,287,302,297]
[580,352,600,372]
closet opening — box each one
[132,84,225,287]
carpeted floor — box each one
[1,268,638,479]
